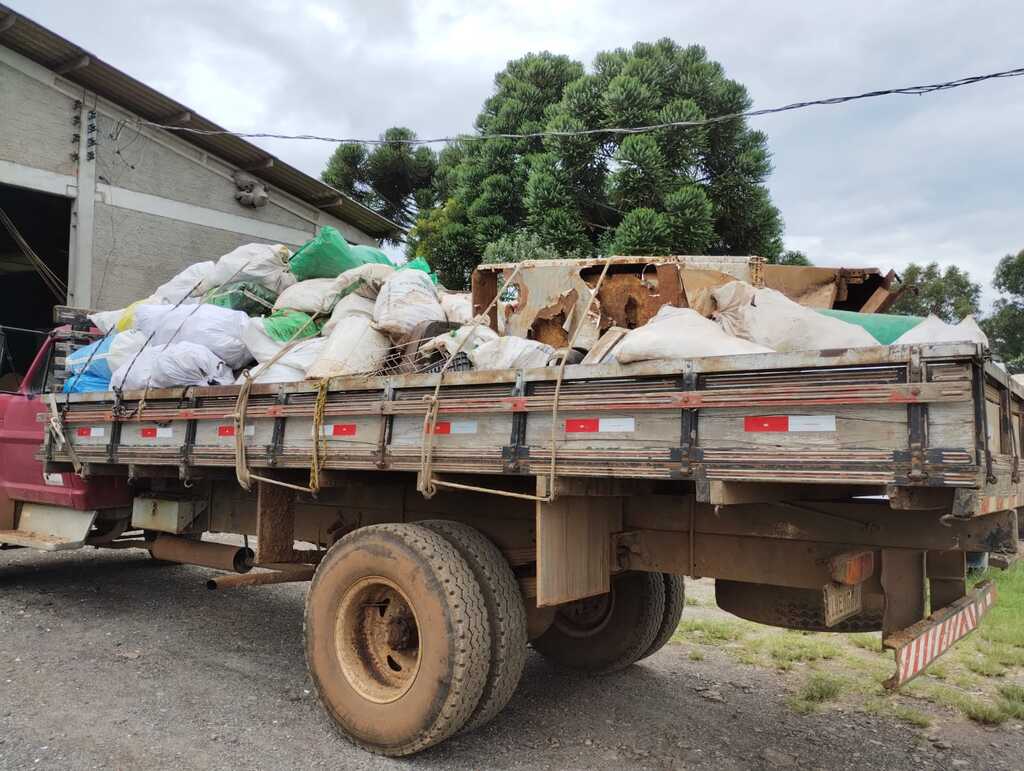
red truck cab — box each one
[0,325,130,526]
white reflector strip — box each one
[788,415,837,432]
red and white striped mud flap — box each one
[883,580,997,689]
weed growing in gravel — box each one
[963,655,1007,678]
[684,595,702,607]
[997,684,1024,719]
[688,649,705,662]
[847,633,882,653]
[787,673,846,714]
[863,699,933,728]
[762,632,841,669]
[673,618,750,644]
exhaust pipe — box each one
[207,566,315,590]
[149,535,253,573]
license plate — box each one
[823,581,862,627]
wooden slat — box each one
[536,493,619,606]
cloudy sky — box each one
[10,0,1023,303]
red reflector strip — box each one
[886,581,996,688]
[218,425,235,437]
[139,427,172,439]
[332,423,357,436]
[140,427,157,438]
[565,418,600,433]
[745,416,789,432]
[432,421,452,435]
[75,426,105,438]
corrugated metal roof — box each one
[0,4,402,240]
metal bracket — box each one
[905,349,928,482]
[375,382,395,469]
[266,388,288,467]
[504,371,528,472]
[674,368,699,476]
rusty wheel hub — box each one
[553,589,615,638]
[335,577,421,703]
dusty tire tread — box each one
[419,520,528,732]
[304,523,491,756]
[639,573,685,660]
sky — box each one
[9,0,1023,304]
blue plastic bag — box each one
[63,370,111,393]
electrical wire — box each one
[136,66,1024,146]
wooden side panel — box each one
[698,405,908,450]
[536,494,620,607]
[928,401,976,447]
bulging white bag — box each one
[153,261,215,304]
[133,303,252,368]
[892,314,989,346]
[110,342,233,390]
[245,337,327,383]
[439,292,473,324]
[106,330,148,373]
[306,314,391,380]
[468,337,554,370]
[614,305,773,364]
[373,270,445,339]
[272,278,341,314]
[713,282,877,353]
[420,325,499,358]
[319,293,377,337]
[204,243,295,294]
[334,263,395,300]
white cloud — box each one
[8,0,1022,298]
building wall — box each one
[90,204,286,308]
[0,42,382,313]
[0,59,76,177]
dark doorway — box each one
[0,182,72,380]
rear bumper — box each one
[884,580,997,688]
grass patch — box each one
[787,673,846,714]
[908,683,1008,725]
[997,684,1024,719]
[688,649,705,662]
[847,633,882,652]
[684,595,702,607]
[890,704,933,728]
[674,618,749,644]
[963,656,1007,678]
[763,632,841,668]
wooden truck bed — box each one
[43,341,1022,515]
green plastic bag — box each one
[262,309,323,343]
[204,281,277,316]
[398,256,439,284]
[288,226,393,281]
[816,309,924,345]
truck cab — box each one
[0,322,130,546]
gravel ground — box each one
[1,546,1021,770]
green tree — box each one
[888,262,981,322]
[983,249,1024,372]
[413,40,784,288]
[777,249,812,266]
[322,127,437,241]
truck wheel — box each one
[419,520,528,732]
[639,574,685,660]
[304,524,491,756]
[532,570,665,674]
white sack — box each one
[133,303,252,368]
[892,314,989,346]
[420,325,499,358]
[241,318,325,367]
[110,342,233,390]
[306,314,391,380]
[273,278,341,314]
[245,338,327,383]
[153,261,215,304]
[468,337,555,370]
[439,292,473,324]
[713,281,877,353]
[335,263,395,300]
[106,330,148,373]
[373,269,445,339]
[88,308,126,334]
[204,243,294,294]
[320,293,378,337]
[614,305,773,364]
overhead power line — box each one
[138,66,1024,146]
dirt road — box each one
[1,547,1020,770]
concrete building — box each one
[0,4,398,351]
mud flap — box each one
[883,580,997,688]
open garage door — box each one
[0,183,71,387]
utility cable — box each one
[136,66,1024,146]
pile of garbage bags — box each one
[64,230,992,393]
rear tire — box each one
[419,520,527,732]
[304,523,491,756]
[532,571,665,673]
[639,574,685,660]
